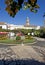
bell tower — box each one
[25,17,30,26]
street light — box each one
[43,12,45,27]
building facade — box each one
[0,17,41,30]
[0,22,7,29]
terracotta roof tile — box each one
[0,22,6,25]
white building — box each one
[0,22,7,29]
[0,17,41,30]
[7,17,40,30]
[7,24,15,30]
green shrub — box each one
[25,35,32,39]
[16,36,21,40]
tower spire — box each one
[25,17,30,26]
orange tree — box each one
[5,0,40,17]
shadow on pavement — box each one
[0,59,45,65]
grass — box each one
[23,38,35,43]
[0,38,35,44]
[0,39,15,44]
[0,39,22,44]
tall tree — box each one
[5,0,40,17]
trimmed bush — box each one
[25,35,32,39]
[0,36,8,40]
[16,36,21,40]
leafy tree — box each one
[43,12,45,17]
[5,0,40,17]
[39,28,45,38]
[34,30,40,37]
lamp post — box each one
[43,13,45,28]
[43,20,45,28]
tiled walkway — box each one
[0,45,45,65]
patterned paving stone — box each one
[0,45,45,65]
[32,46,45,62]
[0,47,18,61]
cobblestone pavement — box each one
[0,47,19,60]
[32,46,45,61]
[0,45,45,65]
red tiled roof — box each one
[0,22,6,25]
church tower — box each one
[25,17,30,27]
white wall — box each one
[0,25,7,29]
[36,26,40,30]
[0,24,40,30]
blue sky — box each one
[0,0,45,26]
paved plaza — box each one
[0,44,45,65]
[0,37,45,65]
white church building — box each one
[0,17,41,30]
